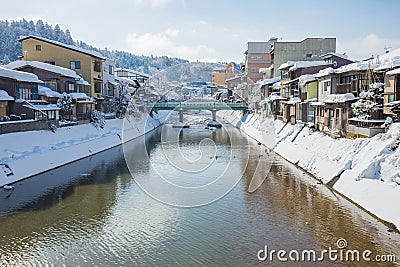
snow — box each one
[298,74,316,87]
[115,68,151,78]
[335,61,379,74]
[278,61,295,70]
[0,90,14,101]
[38,85,62,98]
[258,76,281,86]
[0,111,169,187]
[385,68,400,76]
[288,61,328,71]
[0,66,42,83]
[315,67,336,78]
[373,48,400,72]
[5,60,83,81]
[220,110,400,229]
[321,52,350,60]
[324,93,356,103]
[69,92,91,100]
[23,104,60,111]
[19,35,105,59]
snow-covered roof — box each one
[335,61,379,74]
[315,67,336,78]
[76,78,91,86]
[272,81,281,89]
[69,92,91,100]
[38,85,62,98]
[324,93,356,103]
[115,76,139,86]
[298,74,317,87]
[288,61,328,72]
[373,48,400,72]
[0,66,43,83]
[385,68,400,76]
[258,76,281,86]
[5,60,81,80]
[24,104,60,111]
[286,97,301,104]
[278,61,295,70]
[320,52,350,60]
[19,35,105,59]
[384,100,400,107]
[0,89,14,101]
[115,68,151,78]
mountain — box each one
[0,19,188,75]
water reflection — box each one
[0,123,398,266]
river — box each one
[0,120,399,266]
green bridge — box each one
[148,101,248,122]
[148,101,248,111]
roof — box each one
[19,35,105,60]
[373,47,400,72]
[335,61,379,74]
[324,93,356,103]
[69,92,91,100]
[278,61,295,70]
[384,100,400,107]
[315,67,336,78]
[386,68,400,76]
[246,42,271,54]
[0,66,43,83]
[23,104,60,111]
[288,61,328,71]
[298,74,317,87]
[320,52,350,60]
[258,76,281,86]
[115,68,151,78]
[0,89,14,101]
[38,85,62,98]
[5,60,81,80]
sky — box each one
[1,0,400,63]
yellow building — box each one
[19,35,105,98]
[212,63,236,87]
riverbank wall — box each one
[220,110,400,230]
[0,111,169,187]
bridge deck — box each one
[149,102,248,111]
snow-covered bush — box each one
[57,93,73,120]
[90,110,106,129]
[351,99,378,120]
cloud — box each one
[338,34,400,60]
[126,32,216,61]
[165,28,179,37]
[133,0,170,8]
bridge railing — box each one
[148,102,248,110]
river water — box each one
[0,121,399,266]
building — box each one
[244,38,276,82]
[5,60,90,94]
[115,68,150,85]
[0,66,60,121]
[19,35,105,99]
[211,63,236,87]
[271,38,336,77]
[102,58,117,97]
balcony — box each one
[336,83,351,94]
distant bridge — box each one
[148,101,248,121]
[149,101,248,111]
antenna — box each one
[384,46,392,54]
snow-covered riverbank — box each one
[220,110,400,229]
[0,111,169,187]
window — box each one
[109,65,114,75]
[94,82,102,93]
[306,53,312,58]
[251,55,263,60]
[45,61,55,65]
[94,61,101,72]
[323,80,331,91]
[36,45,41,51]
[47,110,55,120]
[70,61,81,69]
[19,88,32,100]
[68,83,75,92]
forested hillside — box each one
[0,19,188,75]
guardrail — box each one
[148,102,248,110]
